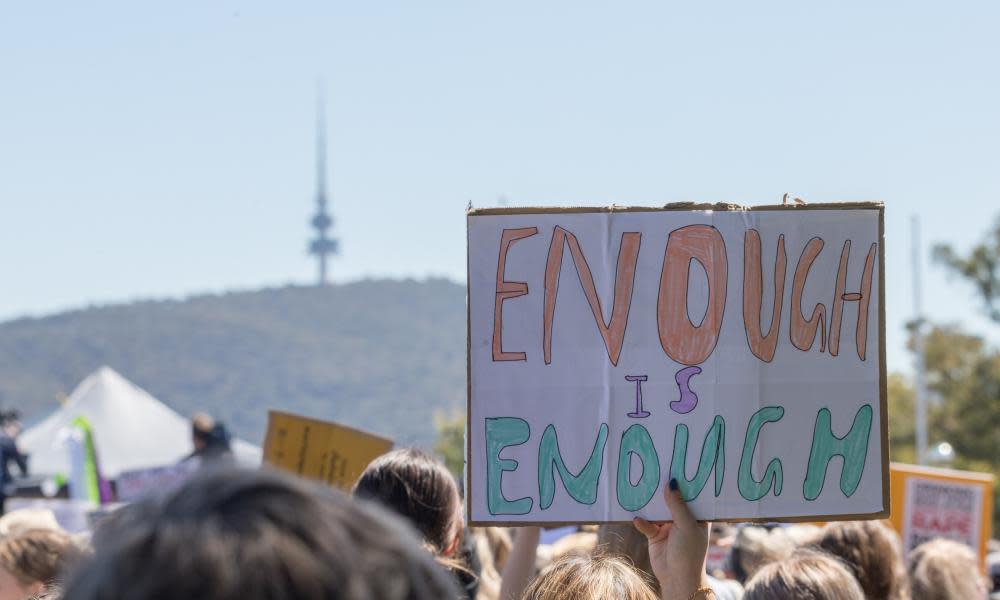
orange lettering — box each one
[657,225,728,366]
[743,230,786,362]
[828,241,877,360]
[543,228,641,366]
[790,237,827,352]
[492,227,538,361]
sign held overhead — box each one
[466,203,888,524]
[262,410,393,491]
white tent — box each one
[20,367,261,478]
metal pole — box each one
[912,215,928,465]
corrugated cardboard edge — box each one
[465,216,474,524]
[877,206,890,520]
[465,201,889,526]
[467,201,883,216]
[890,462,996,483]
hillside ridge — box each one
[0,278,467,448]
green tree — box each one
[887,372,917,464]
[891,325,1000,528]
[917,326,1000,464]
[934,217,1000,321]
[434,409,466,477]
[926,217,1000,528]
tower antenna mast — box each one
[308,82,338,285]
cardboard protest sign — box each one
[262,410,393,490]
[466,203,887,524]
[889,462,994,570]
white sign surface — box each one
[466,205,887,524]
[901,477,984,556]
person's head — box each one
[521,554,657,600]
[596,525,655,591]
[0,510,61,539]
[60,468,460,600]
[744,549,865,600]
[731,525,799,582]
[0,410,21,438]
[908,538,988,600]
[801,520,908,600]
[354,448,463,558]
[0,529,83,600]
[190,412,215,451]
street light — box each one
[927,441,954,466]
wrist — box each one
[684,581,714,600]
[661,574,711,600]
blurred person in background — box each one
[632,479,873,599]
[187,412,233,466]
[0,509,60,539]
[800,520,909,600]
[0,529,86,600]
[354,448,476,599]
[467,527,511,600]
[743,549,864,600]
[520,554,658,600]
[988,549,1000,600]
[502,483,743,600]
[61,468,460,600]
[0,411,28,515]
[729,524,813,584]
[907,538,988,600]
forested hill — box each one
[0,279,466,448]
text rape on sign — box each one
[466,204,888,524]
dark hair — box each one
[60,468,460,600]
[353,448,461,556]
[0,409,20,425]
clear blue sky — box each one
[1,2,997,374]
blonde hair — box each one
[521,554,658,600]
[596,524,656,592]
[0,508,61,538]
[734,525,801,580]
[908,539,986,600]
[191,412,215,434]
[470,527,511,600]
[744,549,864,600]
[0,529,84,587]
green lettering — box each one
[616,424,660,511]
[738,406,784,500]
[485,417,533,515]
[538,423,608,509]
[803,404,873,500]
[670,416,726,501]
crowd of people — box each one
[0,445,993,600]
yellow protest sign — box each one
[262,410,393,490]
[889,462,994,571]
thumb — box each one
[632,517,660,540]
[663,478,698,527]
